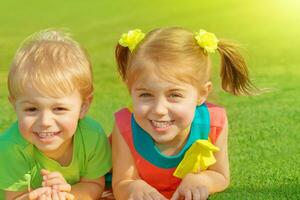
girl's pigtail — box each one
[217,40,257,95]
[115,44,130,82]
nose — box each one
[38,110,54,128]
[152,97,168,116]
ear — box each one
[8,96,16,111]
[197,82,212,105]
[79,94,93,119]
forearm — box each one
[71,181,104,200]
[191,170,230,193]
[5,191,29,200]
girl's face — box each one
[12,87,88,158]
[131,70,200,146]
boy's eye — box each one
[139,93,152,98]
[24,107,37,112]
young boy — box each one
[0,30,112,199]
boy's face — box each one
[12,88,87,158]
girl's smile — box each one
[149,119,175,132]
[131,70,201,149]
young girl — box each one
[0,30,112,199]
[112,27,256,200]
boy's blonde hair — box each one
[8,29,93,101]
[116,27,256,95]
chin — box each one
[153,134,176,144]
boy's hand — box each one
[41,169,71,192]
[28,187,51,199]
[170,173,209,200]
[38,169,74,200]
[128,180,167,200]
[28,187,74,200]
[50,189,74,200]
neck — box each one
[44,137,73,166]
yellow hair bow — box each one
[173,139,220,179]
[195,29,219,53]
[119,29,145,52]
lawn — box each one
[0,0,299,199]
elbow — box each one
[220,175,230,191]
[224,177,230,190]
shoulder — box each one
[206,102,227,128]
[78,116,104,131]
[114,107,131,119]
[76,116,108,148]
[0,122,30,150]
[0,124,33,187]
[114,107,132,131]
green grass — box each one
[1,0,299,199]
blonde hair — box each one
[116,27,257,95]
[8,29,93,101]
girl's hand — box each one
[41,169,71,193]
[128,180,167,200]
[171,173,209,200]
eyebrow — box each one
[168,88,185,92]
[134,87,186,92]
[134,88,151,91]
[19,100,35,105]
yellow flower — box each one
[119,29,145,52]
[195,29,219,53]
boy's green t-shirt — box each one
[0,116,112,195]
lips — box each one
[34,131,60,139]
[150,120,174,128]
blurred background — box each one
[0,0,299,199]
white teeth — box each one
[35,132,58,138]
[151,120,173,128]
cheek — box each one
[132,101,149,117]
[173,103,197,124]
[18,118,34,142]
[59,116,79,135]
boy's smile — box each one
[12,87,85,160]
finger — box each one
[38,194,46,200]
[170,190,180,200]
[44,177,66,187]
[149,191,167,200]
[53,183,72,192]
[192,187,201,200]
[184,190,192,200]
[52,190,60,200]
[58,191,66,200]
[46,171,65,180]
[40,169,50,176]
[45,189,52,200]
[64,192,75,200]
[143,193,153,200]
[199,187,209,200]
[29,187,50,199]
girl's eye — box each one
[169,93,183,98]
[54,107,68,112]
[24,107,37,112]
